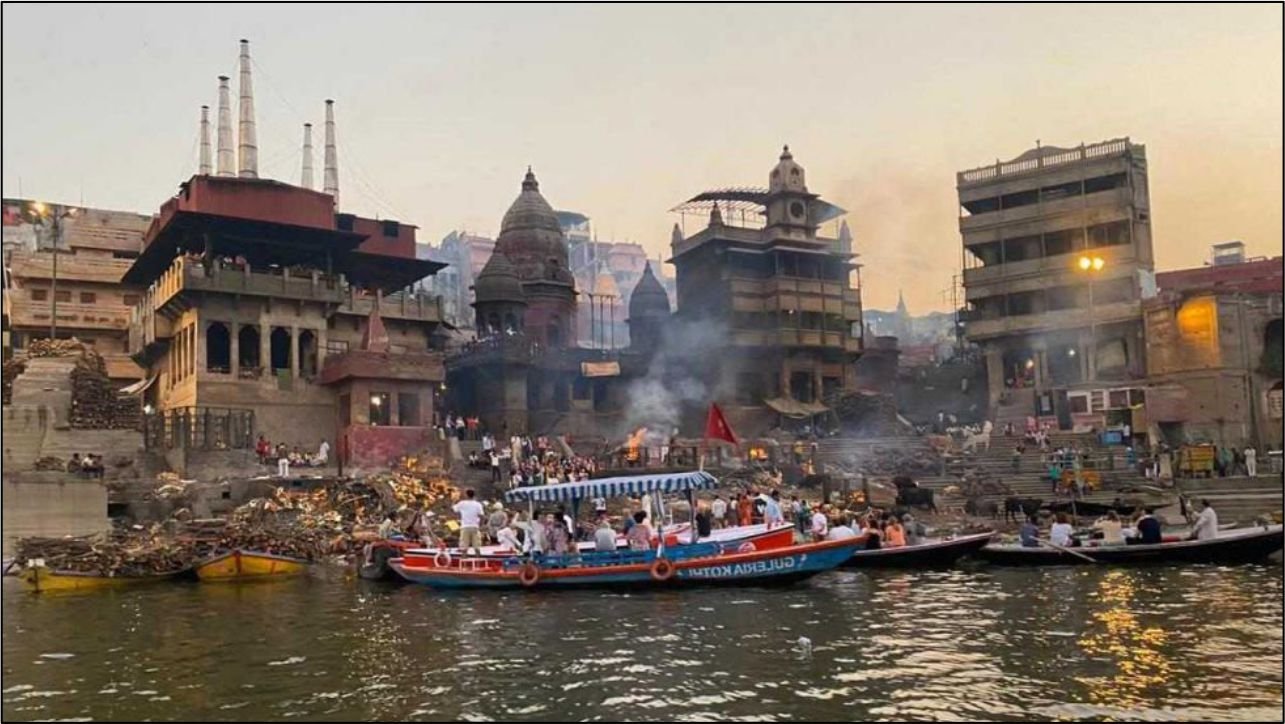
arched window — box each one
[298,330,318,378]
[270,327,291,372]
[206,322,230,373]
[503,313,518,333]
[238,325,260,372]
[488,313,501,335]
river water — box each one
[2,564,1281,722]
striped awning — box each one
[504,471,719,504]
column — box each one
[1086,340,1097,382]
[230,325,240,377]
[780,358,790,400]
[260,322,270,375]
[197,322,207,374]
[812,364,823,404]
[316,327,328,370]
[290,325,300,379]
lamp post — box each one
[27,201,77,340]
[1077,254,1105,381]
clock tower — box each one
[764,145,819,238]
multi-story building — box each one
[2,199,153,378]
[421,231,495,329]
[958,138,1155,425]
[125,175,448,468]
[1143,247,1283,450]
[669,146,864,432]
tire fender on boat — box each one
[433,550,453,569]
[518,562,541,587]
[649,557,676,582]
[738,541,757,554]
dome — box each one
[768,145,807,193]
[628,261,670,319]
[494,167,571,283]
[472,249,527,306]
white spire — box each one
[301,123,314,189]
[215,76,235,176]
[236,39,258,178]
[198,105,212,175]
[323,99,339,207]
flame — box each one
[625,426,647,462]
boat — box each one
[194,549,309,581]
[388,471,866,590]
[16,564,181,593]
[840,530,996,568]
[977,524,1285,566]
[390,536,866,590]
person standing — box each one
[316,438,330,466]
[490,451,501,484]
[763,490,784,527]
[738,492,754,528]
[453,488,485,554]
[711,495,728,529]
[486,503,508,543]
[1245,445,1258,477]
[255,434,271,464]
[277,449,290,477]
[809,504,829,541]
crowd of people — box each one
[255,434,330,476]
[1017,498,1220,549]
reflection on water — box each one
[2,565,1281,721]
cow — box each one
[964,497,1000,519]
[896,487,937,512]
[1003,496,1043,523]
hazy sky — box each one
[3,3,1281,311]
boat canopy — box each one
[504,471,719,504]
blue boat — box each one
[388,470,866,590]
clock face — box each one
[789,201,805,219]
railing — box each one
[142,406,255,451]
[958,138,1132,184]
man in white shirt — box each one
[453,488,486,554]
[762,491,784,526]
[1190,499,1220,541]
[594,519,617,552]
[316,439,330,465]
[710,495,728,529]
[809,505,829,541]
[1245,446,1258,477]
[1049,514,1075,547]
[826,516,857,541]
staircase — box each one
[1177,476,1284,524]
[992,387,1036,430]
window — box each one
[1088,220,1130,248]
[336,213,356,232]
[1069,395,1090,414]
[30,289,47,301]
[370,392,391,426]
[398,392,420,426]
[55,290,71,302]
[79,292,96,303]
[1043,228,1083,257]
[327,340,350,355]
[123,293,140,306]
[206,322,231,373]
[1084,173,1127,194]
[999,189,1038,210]
[1040,180,1082,201]
[801,311,823,330]
[382,220,400,237]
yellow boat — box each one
[195,549,309,582]
[17,565,178,593]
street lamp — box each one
[1076,255,1106,382]
[26,201,78,340]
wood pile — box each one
[70,351,139,430]
[2,357,25,405]
[833,392,905,437]
[26,338,87,357]
[15,529,194,577]
[33,456,65,471]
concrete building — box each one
[958,138,1155,427]
[669,146,864,433]
[2,200,153,378]
[124,175,447,468]
[421,231,495,329]
[1143,251,1283,449]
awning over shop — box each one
[505,471,718,504]
[118,373,158,396]
[764,397,829,418]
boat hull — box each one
[17,566,178,593]
[389,538,864,591]
[840,531,995,568]
[978,525,1284,566]
[195,549,309,581]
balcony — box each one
[963,245,1140,288]
[320,349,445,385]
[7,293,131,331]
[965,299,1142,341]
[338,289,442,324]
[731,328,855,350]
[960,187,1133,233]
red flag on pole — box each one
[705,402,739,446]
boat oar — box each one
[1036,537,1098,563]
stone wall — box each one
[1,474,110,555]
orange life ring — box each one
[650,557,676,582]
[738,541,757,554]
[518,562,541,587]
[433,550,453,568]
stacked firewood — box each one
[70,351,139,430]
[26,338,86,357]
[33,456,66,471]
[15,530,195,576]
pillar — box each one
[985,347,1004,409]
[197,322,208,374]
[317,327,328,369]
[260,322,270,375]
[230,324,240,377]
[812,363,823,404]
[1086,340,1097,382]
[290,324,300,379]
